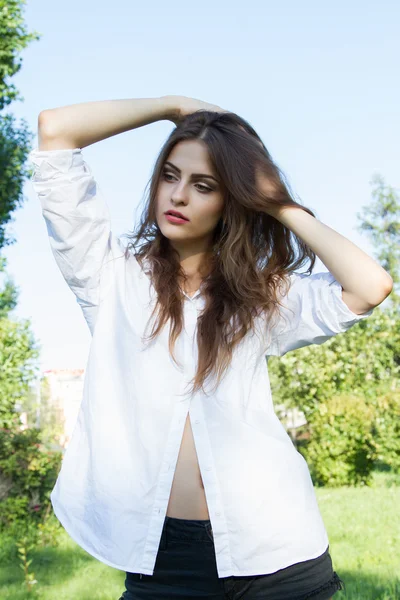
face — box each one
[155,140,225,258]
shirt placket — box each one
[141,292,232,575]
[140,293,202,572]
[183,294,233,575]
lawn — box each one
[0,470,399,599]
[316,470,400,600]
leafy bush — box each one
[268,307,399,420]
[367,384,400,473]
[298,382,400,487]
[0,426,62,544]
[268,305,400,486]
[0,316,40,430]
[299,392,377,487]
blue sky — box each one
[2,0,399,371]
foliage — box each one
[299,392,377,487]
[0,4,61,592]
[268,304,399,418]
[0,316,41,429]
[356,173,400,295]
[16,532,38,596]
[0,0,41,250]
[268,296,400,487]
[0,0,43,430]
[367,383,400,473]
[0,0,41,111]
[0,424,62,594]
[0,426,62,539]
[0,255,19,317]
[0,112,35,250]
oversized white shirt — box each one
[28,147,374,577]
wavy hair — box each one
[124,110,317,396]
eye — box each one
[196,183,213,193]
[162,171,213,193]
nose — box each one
[170,180,189,204]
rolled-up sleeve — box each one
[28,147,126,335]
[266,270,375,357]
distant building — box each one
[41,368,85,449]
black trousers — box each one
[119,516,345,600]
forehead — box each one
[166,140,213,171]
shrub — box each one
[0,426,62,545]
[368,384,400,473]
[299,392,376,487]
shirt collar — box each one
[140,256,203,303]
[181,288,202,302]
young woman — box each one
[29,95,392,599]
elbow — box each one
[342,280,393,314]
[376,276,394,305]
[368,280,394,308]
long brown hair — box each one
[123,110,317,397]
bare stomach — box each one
[166,414,210,520]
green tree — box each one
[356,173,400,303]
[0,0,41,249]
[269,174,400,485]
[0,317,41,429]
[0,3,63,584]
[0,0,43,426]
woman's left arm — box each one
[270,206,393,314]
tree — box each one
[356,173,400,304]
[0,0,43,429]
[0,0,41,249]
[268,174,400,485]
[0,5,63,577]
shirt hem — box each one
[51,495,330,577]
[51,496,133,573]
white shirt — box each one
[28,147,374,577]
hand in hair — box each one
[165,95,230,125]
[255,166,293,219]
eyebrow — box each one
[164,161,219,184]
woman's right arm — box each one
[38,96,178,150]
[30,96,179,334]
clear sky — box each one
[2,0,399,372]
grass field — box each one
[316,470,400,600]
[0,470,399,599]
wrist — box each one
[159,95,181,122]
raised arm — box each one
[30,96,180,334]
[38,96,178,150]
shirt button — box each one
[216,511,221,516]
[195,419,200,424]
[205,466,211,471]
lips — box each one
[165,211,189,221]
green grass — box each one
[316,470,400,600]
[0,470,399,599]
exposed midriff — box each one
[166,413,210,519]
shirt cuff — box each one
[28,147,83,178]
[328,275,375,328]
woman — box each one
[29,95,392,599]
